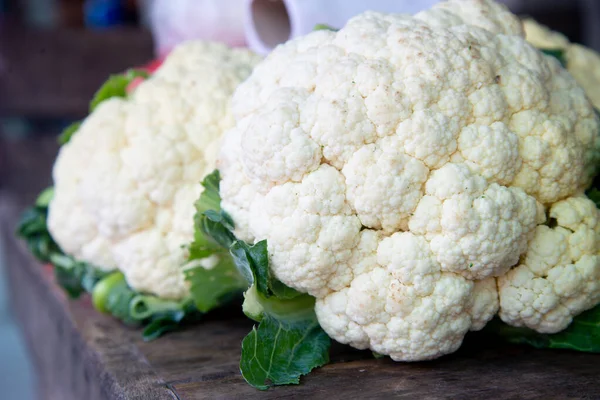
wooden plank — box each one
[0,22,153,118]
[2,137,600,399]
[4,219,600,399]
[1,195,176,400]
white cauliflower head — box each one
[219,0,600,361]
[48,41,261,300]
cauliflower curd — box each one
[48,41,261,300]
[219,0,600,360]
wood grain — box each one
[0,22,153,118]
[2,137,600,399]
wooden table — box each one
[2,138,600,399]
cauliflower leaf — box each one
[57,121,82,145]
[51,253,109,298]
[184,258,246,313]
[91,271,199,341]
[89,69,149,112]
[241,309,330,390]
[234,246,331,391]
[588,188,600,208]
[59,69,149,145]
[540,48,567,67]
[17,188,61,264]
[189,170,331,390]
[313,24,339,32]
[186,171,248,312]
[485,305,600,353]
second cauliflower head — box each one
[48,41,261,300]
[219,0,600,361]
[523,18,600,110]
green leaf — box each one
[189,170,236,260]
[52,255,87,298]
[16,191,61,264]
[92,272,126,312]
[313,24,339,32]
[181,170,331,389]
[485,305,600,352]
[195,170,222,215]
[57,121,82,145]
[49,247,108,299]
[130,295,185,320]
[35,187,55,207]
[242,285,316,322]
[230,241,270,296]
[240,306,330,390]
[191,214,236,257]
[103,273,139,324]
[142,318,184,341]
[80,266,111,293]
[59,69,149,145]
[230,240,302,300]
[188,217,225,259]
[184,256,248,313]
[141,300,201,341]
[92,273,199,339]
[235,250,331,390]
[89,69,149,112]
[186,169,249,317]
[270,279,303,300]
[587,187,600,208]
[540,48,567,68]
[202,214,236,248]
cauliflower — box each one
[524,18,600,110]
[498,196,600,333]
[48,41,261,300]
[218,0,600,361]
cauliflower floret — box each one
[48,41,261,300]
[220,0,599,360]
[247,165,362,297]
[410,163,543,279]
[316,232,497,361]
[498,196,600,333]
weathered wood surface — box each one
[0,22,153,118]
[2,137,600,399]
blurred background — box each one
[0,0,598,399]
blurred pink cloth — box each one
[149,0,247,57]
